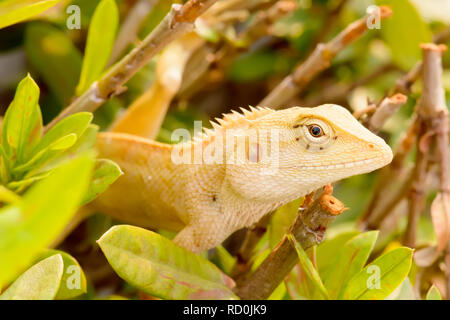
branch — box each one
[234,186,345,300]
[403,120,428,247]
[108,0,157,64]
[394,27,450,95]
[302,63,397,108]
[418,43,450,297]
[368,93,408,133]
[259,6,392,108]
[44,0,218,131]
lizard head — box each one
[224,104,393,202]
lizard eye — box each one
[308,124,323,137]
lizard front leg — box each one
[173,213,233,253]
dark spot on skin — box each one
[293,124,300,129]
[212,195,217,202]
[306,144,310,150]
[334,136,338,140]
[319,147,324,150]
[296,137,300,141]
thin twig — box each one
[259,6,392,108]
[403,120,428,247]
[108,0,157,65]
[368,93,408,133]
[45,0,219,132]
[303,63,397,108]
[234,186,345,300]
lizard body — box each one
[90,105,393,252]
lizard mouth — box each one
[282,154,391,170]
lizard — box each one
[88,104,393,252]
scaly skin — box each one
[90,104,393,252]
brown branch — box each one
[368,93,408,133]
[302,63,397,108]
[403,121,428,247]
[44,0,218,131]
[108,0,157,65]
[230,214,271,281]
[259,6,392,108]
[234,186,345,300]
[418,43,450,297]
[359,116,420,230]
[394,27,450,96]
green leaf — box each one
[0,0,61,29]
[76,0,119,95]
[7,171,50,192]
[386,278,415,300]
[0,254,64,300]
[426,285,442,300]
[2,75,42,163]
[376,0,432,69]
[12,113,92,174]
[25,23,82,107]
[316,231,360,275]
[287,234,329,299]
[33,112,92,156]
[0,185,21,204]
[48,133,77,151]
[98,225,238,300]
[342,247,413,300]
[322,231,378,299]
[269,198,302,249]
[0,153,94,288]
[214,245,236,275]
[38,249,87,299]
[68,124,99,153]
[82,159,122,205]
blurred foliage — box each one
[0,0,449,300]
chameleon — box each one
[89,104,393,252]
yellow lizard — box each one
[88,104,393,252]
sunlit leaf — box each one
[38,249,87,299]
[426,285,442,300]
[98,225,238,300]
[0,254,63,300]
[33,112,92,155]
[82,159,122,205]
[269,198,302,249]
[0,185,21,204]
[287,234,329,299]
[322,231,378,299]
[386,278,415,300]
[2,74,42,164]
[342,247,413,300]
[0,0,61,29]
[76,0,118,95]
[316,231,360,275]
[0,153,94,288]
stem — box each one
[108,0,157,65]
[368,93,407,133]
[45,0,218,132]
[234,187,345,300]
[259,6,392,108]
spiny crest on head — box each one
[190,106,274,144]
